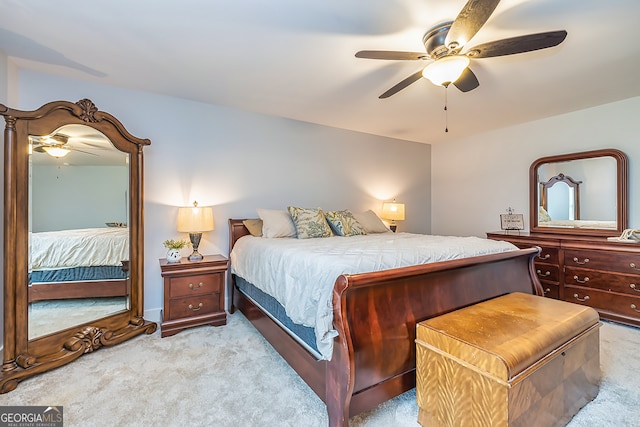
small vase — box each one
[166,248,181,263]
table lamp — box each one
[177,201,214,261]
[381,200,405,232]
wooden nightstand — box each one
[159,254,228,337]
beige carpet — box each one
[0,312,638,426]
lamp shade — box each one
[177,203,214,233]
[422,55,470,86]
[381,201,405,221]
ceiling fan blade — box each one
[356,50,428,60]
[465,30,567,58]
[446,0,501,50]
[69,148,99,156]
[452,67,479,92]
[379,70,424,99]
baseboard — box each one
[144,307,162,324]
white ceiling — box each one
[2,0,639,145]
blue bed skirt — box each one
[234,275,319,354]
[29,265,127,284]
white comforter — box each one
[29,227,129,271]
[230,232,517,359]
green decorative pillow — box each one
[287,206,333,239]
[325,210,366,236]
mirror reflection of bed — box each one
[28,124,130,339]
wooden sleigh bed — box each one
[28,227,130,303]
[228,219,544,427]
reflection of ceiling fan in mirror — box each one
[30,132,109,158]
[356,0,567,98]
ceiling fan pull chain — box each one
[444,85,449,133]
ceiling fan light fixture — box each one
[422,55,470,87]
[42,146,71,158]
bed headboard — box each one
[228,219,251,252]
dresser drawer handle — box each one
[573,257,589,265]
[537,253,551,260]
[631,284,640,293]
[573,293,590,302]
[536,270,551,277]
[631,304,640,313]
[573,275,589,284]
[631,263,640,271]
[189,282,203,290]
[188,302,204,311]
[544,288,551,295]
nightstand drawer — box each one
[167,294,221,320]
[169,273,222,298]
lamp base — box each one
[389,225,398,233]
[188,251,204,261]
[187,232,204,261]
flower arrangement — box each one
[163,239,189,250]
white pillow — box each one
[352,210,390,233]
[257,209,296,238]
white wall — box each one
[432,96,640,237]
[32,165,128,231]
[10,69,432,320]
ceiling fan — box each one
[356,0,567,98]
[30,133,108,158]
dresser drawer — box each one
[565,285,640,318]
[534,264,559,283]
[507,243,559,265]
[565,267,640,296]
[533,247,559,265]
[540,282,559,299]
[564,249,640,275]
[167,293,221,320]
[169,273,222,298]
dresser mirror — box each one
[529,149,628,237]
[1,99,157,393]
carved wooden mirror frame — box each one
[0,99,156,393]
[529,148,628,237]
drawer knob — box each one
[544,288,551,295]
[536,269,551,277]
[537,253,551,260]
[189,282,204,290]
[631,284,640,293]
[188,302,204,311]
[631,263,640,271]
[573,293,590,302]
[573,275,590,284]
[631,304,640,313]
[573,257,589,265]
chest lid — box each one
[416,292,599,381]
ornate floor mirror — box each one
[1,99,156,393]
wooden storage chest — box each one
[416,292,601,427]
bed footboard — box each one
[327,247,543,427]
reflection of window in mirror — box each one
[547,184,574,220]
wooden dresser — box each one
[488,231,640,328]
[159,254,228,337]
